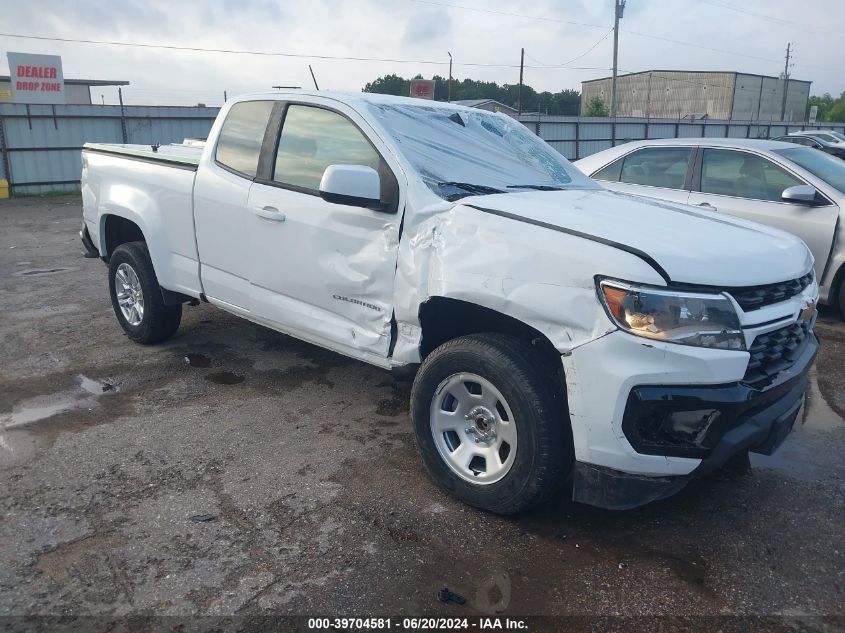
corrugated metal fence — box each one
[514,115,845,162]
[1,102,844,195]
[0,103,219,195]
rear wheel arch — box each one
[101,214,146,259]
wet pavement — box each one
[0,197,843,626]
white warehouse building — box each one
[581,70,811,122]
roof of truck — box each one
[233,90,498,112]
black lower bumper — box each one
[79,222,100,258]
[573,334,818,510]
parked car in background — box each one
[80,92,819,513]
[773,131,845,160]
[575,138,845,313]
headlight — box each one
[598,279,744,350]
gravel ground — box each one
[0,197,843,628]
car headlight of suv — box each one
[598,279,744,350]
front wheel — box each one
[839,275,845,320]
[108,241,182,344]
[411,333,572,515]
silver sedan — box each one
[575,138,845,313]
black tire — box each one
[411,333,572,515]
[839,275,845,320]
[108,241,182,344]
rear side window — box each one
[701,149,804,202]
[618,147,692,189]
[273,105,380,191]
[215,101,275,177]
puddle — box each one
[2,375,117,429]
[78,375,115,394]
[14,267,71,277]
[206,371,244,385]
[750,372,844,481]
[184,353,211,368]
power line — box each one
[524,28,613,68]
[699,0,829,34]
[560,28,615,67]
[621,28,781,63]
[408,0,841,74]
[0,32,613,71]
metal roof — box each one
[582,70,811,86]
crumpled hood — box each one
[463,188,813,286]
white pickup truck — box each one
[80,91,819,513]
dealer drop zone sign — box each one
[7,52,66,104]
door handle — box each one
[698,202,714,208]
[253,206,286,222]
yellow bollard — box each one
[0,179,8,199]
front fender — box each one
[391,204,665,364]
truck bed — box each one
[83,142,203,168]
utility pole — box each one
[780,42,792,122]
[611,0,626,118]
[517,47,524,116]
[448,51,453,102]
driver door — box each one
[687,148,838,281]
[247,102,402,363]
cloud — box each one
[0,0,841,106]
[401,8,453,47]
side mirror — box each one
[319,164,381,208]
[781,185,818,205]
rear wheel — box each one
[411,333,572,515]
[108,241,182,344]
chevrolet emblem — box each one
[799,302,816,321]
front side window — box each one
[273,105,380,191]
[618,147,692,190]
[774,147,845,194]
[812,133,837,143]
[215,101,274,177]
[700,149,804,202]
[592,157,623,182]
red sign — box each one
[410,79,436,100]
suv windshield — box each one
[774,147,845,194]
[365,101,596,200]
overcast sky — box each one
[2,0,842,106]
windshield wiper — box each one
[506,184,566,191]
[437,181,506,198]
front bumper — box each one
[570,333,817,510]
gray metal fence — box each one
[1,102,844,196]
[514,115,845,162]
[0,103,219,195]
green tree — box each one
[362,74,411,96]
[828,99,845,123]
[362,74,581,115]
[807,91,845,122]
[584,96,608,117]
